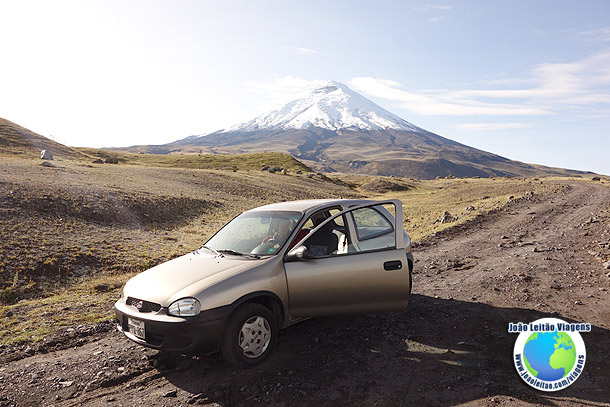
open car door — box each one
[283,200,410,317]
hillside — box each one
[76,147,313,172]
[0,118,89,160]
[168,127,593,178]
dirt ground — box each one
[1,180,610,407]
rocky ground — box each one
[1,181,610,407]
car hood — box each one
[123,250,260,306]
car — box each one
[115,198,413,368]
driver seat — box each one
[307,218,339,257]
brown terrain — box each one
[1,119,609,406]
[2,178,609,406]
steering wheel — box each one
[261,236,281,244]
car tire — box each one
[221,303,277,368]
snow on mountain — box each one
[228,81,424,133]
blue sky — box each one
[1,0,609,175]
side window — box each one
[289,208,348,257]
[350,205,395,251]
[288,203,397,257]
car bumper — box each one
[114,300,232,354]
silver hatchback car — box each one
[115,199,413,367]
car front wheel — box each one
[221,303,277,368]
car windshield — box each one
[205,210,302,256]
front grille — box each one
[126,297,161,313]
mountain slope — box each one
[0,118,89,159]
[116,82,593,179]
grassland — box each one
[76,147,312,172]
[1,152,600,346]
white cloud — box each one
[349,77,549,116]
[286,47,320,54]
[349,50,610,116]
[580,26,610,42]
[428,16,445,23]
[414,4,454,12]
[455,123,533,131]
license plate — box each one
[127,317,145,340]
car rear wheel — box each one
[221,303,277,368]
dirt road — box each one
[2,180,610,407]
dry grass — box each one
[339,175,569,241]
[75,148,312,172]
[0,154,594,346]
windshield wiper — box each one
[198,245,224,257]
[216,249,261,259]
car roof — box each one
[247,199,377,214]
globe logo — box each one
[511,318,588,391]
[523,331,576,381]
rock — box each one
[268,168,276,173]
[163,389,177,398]
[592,176,601,181]
[41,161,56,167]
[439,211,457,223]
[603,260,610,270]
[92,159,104,164]
[59,381,73,387]
[40,150,53,160]
[296,170,302,174]
[187,393,206,404]
[104,157,119,164]
[261,166,269,171]
[24,346,34,356]
[282,169,288,175]
[466,205,475,212]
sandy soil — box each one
[2,180,610,407]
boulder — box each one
[40,150,53,160]
[592,176,601,181]
[92,159,104,164]
[439,211,458,223]
[105,157,119,164]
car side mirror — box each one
[286,245,310,262]
[294,245,310,260]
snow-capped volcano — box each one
[122,79,591,179]
[229,81,423,133]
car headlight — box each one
[168,298,201,316]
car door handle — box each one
[384,260,402,271]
